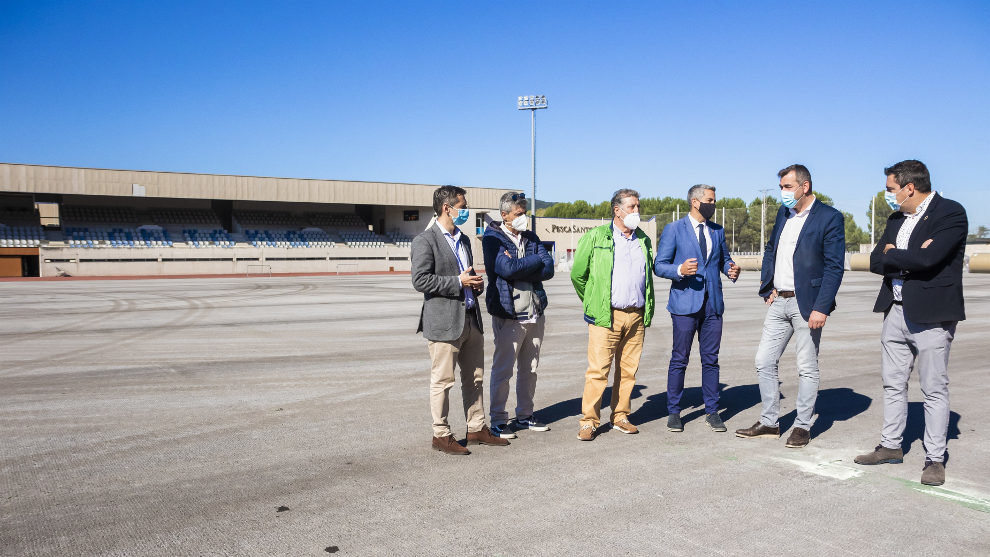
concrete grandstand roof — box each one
[0,163,519,209]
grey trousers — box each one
[489,314,545,425]
[880,303,955,462]
[755,296,822,429]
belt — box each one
[891,300,903,306]
[777,290,795,298]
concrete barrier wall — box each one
[39,245,412,276]
[734,255,761,271]
[849,253,870,271]
[969,253,990,273]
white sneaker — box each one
[514,416,549,432]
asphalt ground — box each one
[1,271,989,556]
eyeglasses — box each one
[510,192,526,201]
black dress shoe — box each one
[667,413,683,432]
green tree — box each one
[842,212,869,251]
[736,195,779,253]
[866,191,894,238]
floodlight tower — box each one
[517,95,548,228]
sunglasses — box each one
[510,193,526,201]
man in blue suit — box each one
[654,184,740,433]
[735,164,845,448]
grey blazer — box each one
[411,224,485,341]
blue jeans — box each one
[667,297,722,415]
[755,296,821,429]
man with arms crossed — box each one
[571,189,655,441]
[735,164,845,448]
[854,160,967,486]
[411,185,509,455]
[654,184,740,433]
[482,192,555,438]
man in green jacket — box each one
[570,188,656,441]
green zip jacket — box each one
[570,223,655,328]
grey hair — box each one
[687,184,716,206]
[499,192,528,214]
[610,188,640,210]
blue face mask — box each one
[780,190,799,209]
[884,190,902,212]
[452,208,470,226]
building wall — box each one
[1,163,515,210]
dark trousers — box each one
[667,296,722,415]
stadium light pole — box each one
[517,95,548,228]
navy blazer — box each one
[759,199,845,321]
[869,194,967,323]
[654,216,735,315]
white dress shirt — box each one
[610,226,646,309]
[435,220,475,309]
[892,193,935,301]
[677,214,712,278]
[773,196,816,292]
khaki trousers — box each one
[581,308,645,427]
[428,314,486,437]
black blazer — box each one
[870,194,967,323]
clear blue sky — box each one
[2,1,988,230]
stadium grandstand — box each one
[0,163,518,277]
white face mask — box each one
[620,209,640,230]
[510,214,528,231]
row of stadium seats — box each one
[62,206,138,224]
[387,231,414,248]
[151,208,220,226]
[340,230,388,248]
[0,225,45,247]
[182,229,234,248]
[244,229,334,248]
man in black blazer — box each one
[855,160,967,487]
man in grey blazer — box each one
[412,185,509,455]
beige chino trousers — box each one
[428,313,486,437]
[581,307,645,427]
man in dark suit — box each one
[735,164,845,448]
[411,185,509,455]
[654,184,740,433]
[854,160,967,486]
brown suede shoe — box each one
[854,445,904,465]
[612,418,639,434]
[466,425,510,446]
[785,427,811,448]
[734,422,780,439]
[921,460,945,486]
[432,434,470,455]
[577,423,597,441]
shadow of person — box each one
[901,402,961,462]
[535,384,647,425]
[808,387,873,438]
[625,382,767,426]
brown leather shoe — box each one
[432,434,470,455]
[612,418,639,434]
[785,427,811,448]
[734,422,780,438]
[854,445,904,465]
[466,425,510,446]
[921,460,945,486]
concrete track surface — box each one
[1,272,989,556]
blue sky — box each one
[1,1,988,230]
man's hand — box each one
[808,310,828,329]
[883,243,896,254]
[679,258,698,276]
[460,267,484,290]
[921,238,933,249]
[727,262,740,281]
[765,289,777,305]
[503,249,512,258]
